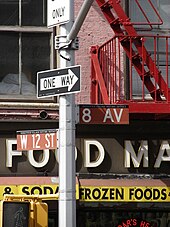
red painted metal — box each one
[91,0,170,117]
[132,0,163,27]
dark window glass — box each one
[22,0,47,26]
[22,33,51,85]
[0,0,52,97]
[130,0,170,30]
[0,32,50,95]
[0,1,19,25]
[158,0,170,29]
[78,209,170,227]
[3,201,29,227]
[0,32,19,76]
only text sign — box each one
[17,129,58,150]
[47,0,70,27]
[37,65,81,98]
[79,104,129,124]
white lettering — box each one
[82,108,91,123]
[50,133,55,148]
[28,149,49,168]
[103,108,123,123]
[114,108,123,122]
[20,135,27,149]
[45,133,55,148]
[6,139,22,167]
[84,139,105,167]
[124,140,148,167]
[32,134,40,149]
[44,133,56,148]
[6,138,170,170]
[45,133,51,148]
[154,140,170,167]
[103,109,114,122]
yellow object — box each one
[0,194,53,227]
[0,184,79,200]
[79,186,170,202]
[30,201,48,227]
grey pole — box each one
[58,0,76,226]
[58,0,94,226]
[67,0,94,41]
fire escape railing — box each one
[91,35,170,105]
[90,0,170,115]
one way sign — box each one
[37,65,81,98]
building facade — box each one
[0,0,170,226]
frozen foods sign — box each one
[47,0,70,27]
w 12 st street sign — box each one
[17,129,58,150]
[37,65,81,98]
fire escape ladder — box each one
[95,0,170,101]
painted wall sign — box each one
[79,104,129,124]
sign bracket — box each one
[55,36,79,51]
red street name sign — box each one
[79,104,129,124]
[17,129,58,150]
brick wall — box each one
[75,0,113,103]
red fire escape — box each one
[91,0,170,119]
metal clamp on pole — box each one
[55,35,79,61]
[55,35,79,50]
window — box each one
[78,208,170,227]
[128,0,170,98]
[0,0,54,99]
[129,0,170,31]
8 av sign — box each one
[79,104,129,124]
[37,65,81,98]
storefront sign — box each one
[79,104,129,124]
[1,185,170,202]
[79,186,170,202]
[4,138,170,173]
[0,185,79,200]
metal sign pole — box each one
[58,0,76,226]
[55,0,94,226]
[46,0,94,225]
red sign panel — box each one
[17,129,58,151]
[79,105,129,124]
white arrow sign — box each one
[40,69,78,92]
[37,65,81,98]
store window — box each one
[0,0,53,99]
[78,208,170,227]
